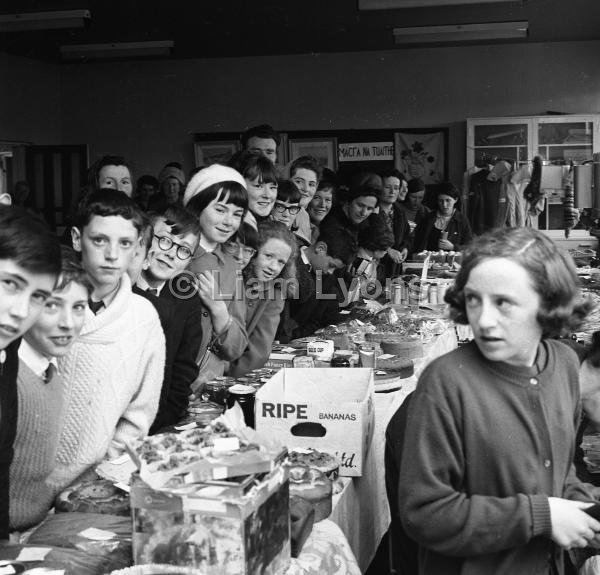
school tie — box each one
[146,288,158,296]
[44,363,57,384]
[88,299,105,314]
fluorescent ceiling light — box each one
[60,41,174,60]
[393,21,528,44]
[360,0,515,9]
[0,10,90,32]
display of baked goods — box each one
[287,448,340,479]
[55,478,130,516]
[288,465,332,523]
[129,419,286,489]
[375,354,414,376]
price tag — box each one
[15,547,51,561]
[78,527,116,541]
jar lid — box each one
[228,384,255,394]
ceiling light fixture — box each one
[60,41,174,60]
[393,21,528,44]
[0,10,91,32]
[360,0,515,9]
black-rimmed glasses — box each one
[223,241,256,259]
[153,235,194,260]
[273,202,301,215]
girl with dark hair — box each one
[222,221,259,269]
[182,164,250,385]
[270,180,302,230]
[399,227,599,575]
[228,150,278,220]
[412,181,472,254]
[227,220,297,377]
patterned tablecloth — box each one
[328,326,459,572]
[286,519,361,575]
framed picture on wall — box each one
[288,137,338,171]
[194,140,240,167]
[394,129,448,184]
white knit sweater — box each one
[49,274,165,493]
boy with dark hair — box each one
[345,213,394,303]
[132,205,204,433]
[289,156,321,245]
[49,189,165,495]
[319,183,381,266]
[0,205,61,539]
[270,180,302,230]
[241,124,279,164]
[11,247,92,531]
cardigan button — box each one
[202,311,209,317]
[529,377,538,386]
[544,459,551,468]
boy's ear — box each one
[71,227,82,252]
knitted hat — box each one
[183,164,247,206]
[158,166,185,187]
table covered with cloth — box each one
[329,326,459,572]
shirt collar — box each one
[89,279,121,314]
[18,339,57,379]
[137,273,165,296]
[300,245,311,267]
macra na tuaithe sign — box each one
[338,142,394,162]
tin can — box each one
[331,351,352,367]
[226,384,256,428]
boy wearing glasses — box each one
[134,206,204,432]
[270,180,302,230]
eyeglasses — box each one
[273,202,301,215]
[223,241,256,259]
[153,235,194,260]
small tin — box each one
[331,351,352,367]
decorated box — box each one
[130,466,290,575]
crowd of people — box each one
[2,122,600,575]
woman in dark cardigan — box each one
[412,182,472,255]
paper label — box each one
[175,422,197,431]
[213,437,240,452]
[212,466,228,479]
[182,497,227,514]
[378,354,395,360]
[78,527,116,541]
[15,547,51,561]
[114,481,131,493]
[109,454,130,465]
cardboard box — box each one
[254,368,375,477]
[131,467,290,575]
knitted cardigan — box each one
[10,361,63,530]
[49,274,165,494]
[399,340,596,575]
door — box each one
[13,144,88,233]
